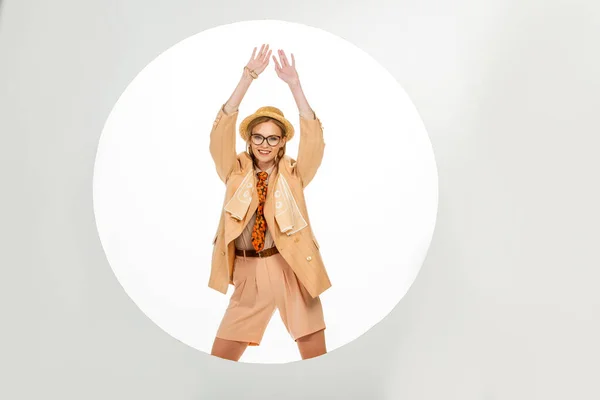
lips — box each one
[258,149,271,155]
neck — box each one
[256,160,275,172]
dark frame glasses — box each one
[251,134,282,146]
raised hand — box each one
[245,44,272,77]
[273,49,300,86]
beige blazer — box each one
[207,105,332,299]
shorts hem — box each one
[293,325,327,342]
[215,333,261,347]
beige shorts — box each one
[216,252,326,346]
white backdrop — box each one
[92,20,438,363]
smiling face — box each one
[248,119,287,167]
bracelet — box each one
[244,66,258,79]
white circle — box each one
[93,20,438,364]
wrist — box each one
[241,72,254,84]
[243,66,258,80]
[288,79,301,89]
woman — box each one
[208,44,332,361]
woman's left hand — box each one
[273,49,300,86]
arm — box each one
[209,102,238,183]
[273,50,325,187]
[209,44,272,183]
[288,79,315,120]
[222,71,253,115]
[290,81,324,187]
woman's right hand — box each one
[245,44,272,77]
[223,44,272,115]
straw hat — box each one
[239,106,295,142]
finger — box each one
[261,45,271,62]
[274,57,282,73]
[279,50,289,67]
[258,43,266,58]
[263,49,272,66]
[283,52,291,67]
[291,53,295,67]
[249,47,257,62]
[272,55,282,71]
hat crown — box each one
[257,106,284,117]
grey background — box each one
[1,0,599,399]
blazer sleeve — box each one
[294,111,325,188]
[209,104,239,183]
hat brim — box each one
[239,111,295,142]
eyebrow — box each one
[252,133,282,138]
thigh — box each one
[270,254,327,342]
[211,337,249,361]
[216,256,276,346]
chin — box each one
[254,151,276,162]
[260,156,276,163]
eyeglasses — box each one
[251,134,282,146]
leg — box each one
[211,337,249,361]
[296,328,327,360]
[213,257,275,361]
[270,254,328,360]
